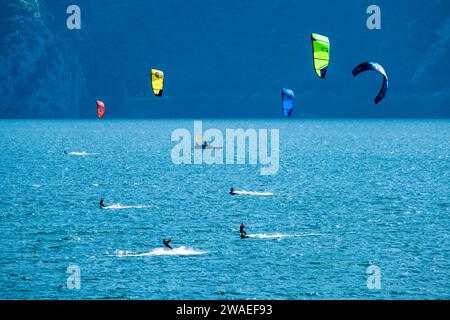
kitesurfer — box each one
[163,238,173,250]
[230,187,236,195]
[240,223,246,236]
[99,198,105,208]
[64,150,68,154]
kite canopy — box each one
[311,33,330,78]
[352,62,388,104]
[281,88,294,117]
[96,100,105,118]
[151,69,164,97]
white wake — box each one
[247,233,325,239]
[232,190,273,196]
[103,203,150,210]
[115,246,206,257]
[68,151,95,156]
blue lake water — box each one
[0,119,449,299]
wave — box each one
[115,246,206,257]
[68,151,95,156]
[232,190,273,196]
[247,233,325,239]
[103,203,150,210]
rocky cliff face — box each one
[0,0,86,117]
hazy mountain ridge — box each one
[0,0,449,118]
[0,0,86,117]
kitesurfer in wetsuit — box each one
[240,223,246,236]
[230,187,236,195]
[99,198,105,208]
[163,238,173,250]
[64,150,68,154]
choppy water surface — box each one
[0,119,448,299]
